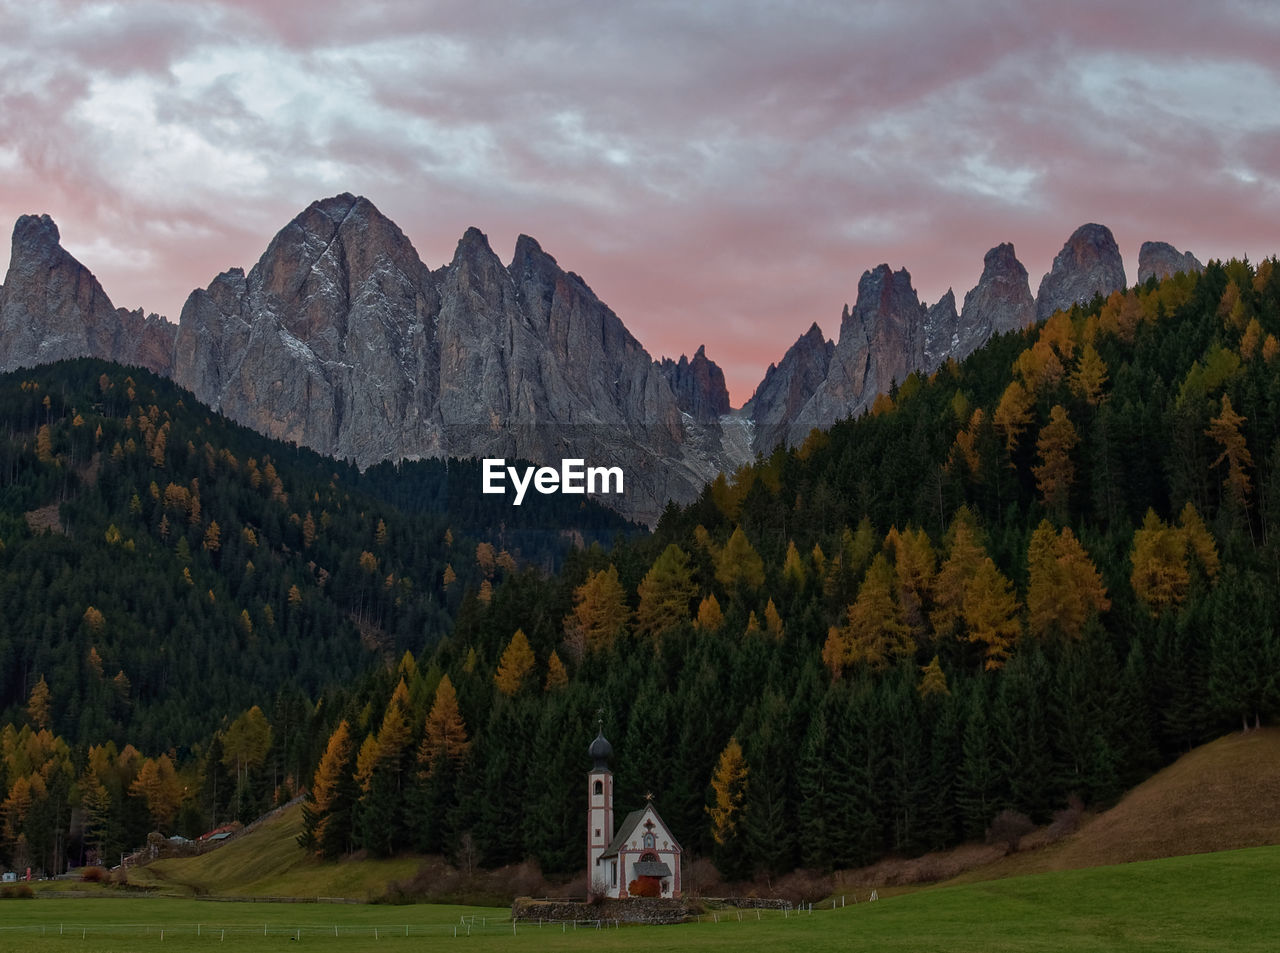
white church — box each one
[587,727,683,900]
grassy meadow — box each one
[0,844,1275,952]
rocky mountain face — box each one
[657,345,731,423]
[957,243,1036,354]
[1035,223,1127,321]
[745,322,834,453]
[0,214,175,376]
[1,200,1202,519]
[0,195,739,524]
[752,224,1149,449]
[1137,241,1203,284]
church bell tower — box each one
[587,724,614,899]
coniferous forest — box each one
[2,258,1279,881]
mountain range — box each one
[0,195,1202,522]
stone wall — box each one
[512,896,692,925]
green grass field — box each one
[1,844,1275,952]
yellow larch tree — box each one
[544,651,568,692]
[822,554,913,676]
[931,510,988,639]
[962,557,1021,670]
[1070,343,1109,406]
[1026,522,1110,640]
[1205,394,1253,509]
[1033,405,1078,516]
[419,675,469,771]
[707,737,748,846]
[634,545,698,638]
[564,564,630,656]
[715,527,765,592]
[494,629,535,697]
[992,380,1034,455]
[694,593,724,632]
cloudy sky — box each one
[2,1,1278,404]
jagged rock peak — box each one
[658,344,730,422]
[0,213,175,376]
[1036,224,1126,321]
[956,241,1036,358]
[746,322,834,453]
[13,213,61,248]
[1138,241,1203,284]
[925,289,958,371]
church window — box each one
[594,780,603,795]
[643,832,656,849]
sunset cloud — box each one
[2,0,1277,403]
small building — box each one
[587,727,682,900]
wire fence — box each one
[0,895,873,943]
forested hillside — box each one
[3,256,1279,883]
[297,256,1280,881]
[0,360,632,872]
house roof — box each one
[599,803,683,859]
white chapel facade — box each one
[587,727,682,900]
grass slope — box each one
[949,726,1280,885]
[1,847,1277,951]
[135,805,419,901]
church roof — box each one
[599,803,682,859]
[588,728,613,770]
[633,861,672,878]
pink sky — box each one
[2,0,1277,405]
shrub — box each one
[81,866,107,883]
[986,809,1035,852]
[628,876,661,898]
[0,884,35,899]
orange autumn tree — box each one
[564,564,630,657]
[1129,504,1219,615]
[494,630,535,697]
[304,719,356,857]
[823,554,913,676]
[992,380,1034,455]
[1205,394,1253,510]
[1033,405,1079,517]
[931,509,988,639]
[420,675,470,770]
[962,558,1022,670]
[1026,521,1110,641]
